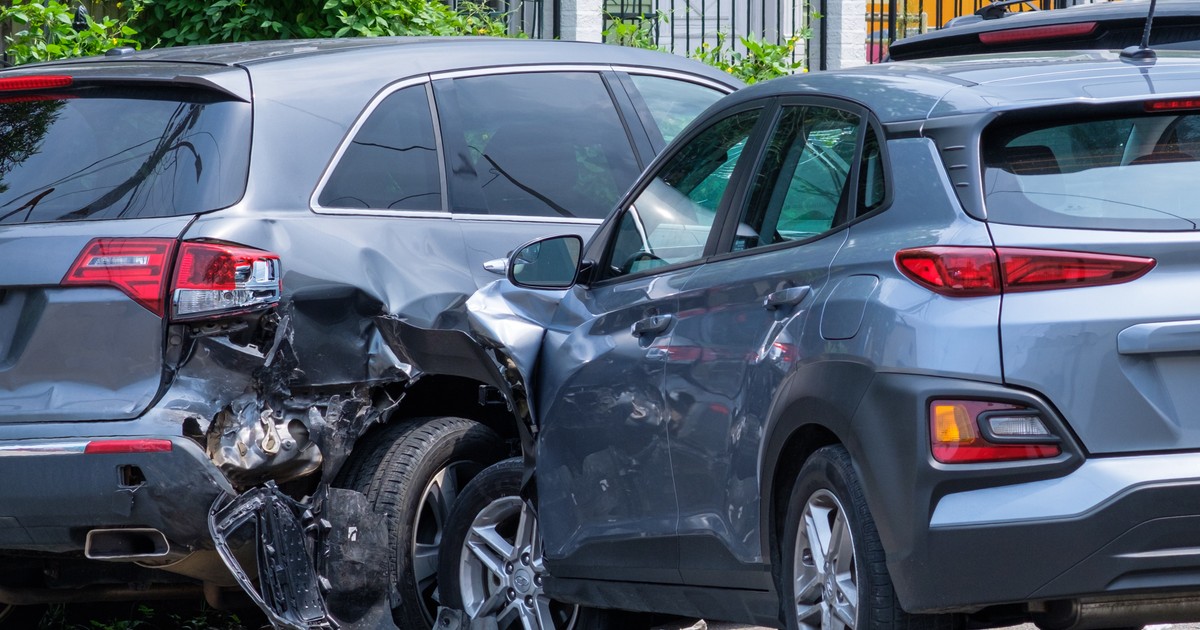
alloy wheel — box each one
[412,462,481,626]
[794,489,858,630]
[457,495,579,630]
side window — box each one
[858,125,886,213]
[735,106,863,250]
[628,74,726,146]
[438,72,642,220]
[318,84,442,211]
[603,110,760,280]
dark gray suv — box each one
[0,38,737,628]
[422,51,1200,630]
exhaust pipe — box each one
[84,528,170,560]
[1036,595,1200,630]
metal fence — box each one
[603,0,812,67]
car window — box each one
[0,87,250,225]
[628,74,726,145]
[858,124,886,213]
[318,84,442,211]
[982,112,1200,231]
[734,105,862,250]
[602,110,760,280]
[439,72,642,220]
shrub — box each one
[0,0,141,65]
[131,0,513,47]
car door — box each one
[534,106,770,584]
[657,99,885,585]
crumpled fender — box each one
[373,279,568,467]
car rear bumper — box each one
[0,436,234,554]
[850,372,1200,614]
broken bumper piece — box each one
[209,483,396,630]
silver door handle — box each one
[632,314,673,337]
[764,286,811,310]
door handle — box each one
[763,286,811,311]
[632,314,673,338]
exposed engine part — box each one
[206,405,323,486]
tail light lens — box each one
[172,241,280,321]
[977,21,1098,46]
[930,400,1061,464]
[63,238,281,320]
[896,247,1155,297]
[85,439,173,454]
[62,238,176,316]
[0,75,72,92]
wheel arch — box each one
[758,362,878,562]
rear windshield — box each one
[982,112,1200,231]
[0,86,250,225]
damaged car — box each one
[428,50,1200,630]
[0,38,738,629]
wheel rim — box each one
[412,461,482,627]
[457,495,580,630]
[794,489,858,630]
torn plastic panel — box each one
[210,483,395,630]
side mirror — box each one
[508,235,583,289]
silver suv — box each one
[0,38,737,629]
[426,51,1200,630]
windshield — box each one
[0,86,250,225]
[982,112,1200,231]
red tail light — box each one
[1145,98,1200,112]
[896,247,1155,297]
[62,238,176,316]
[85,439,173,454]
[172,242,281,321]
[978,21,1098,45]
[63,238,281,320]
[930,400,1060,464]
[0,75,72,92]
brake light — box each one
[930,400,1060,464]
[1146,98,1200,112]
[85,439,173,454]
[978,21,1097,45]
[62,238,176,316]
[896,247,1155,296]
[172,242,281,321]
[0,75,72,92]
[63,238,282,320]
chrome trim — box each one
[451,214,602,225]
[609,65,738,92]
[428,63,614,81]
[0,440,89,456]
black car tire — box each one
[350,416,508,630]
[780,445,962,630]
[439,458,634,630]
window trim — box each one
[310,76,448,217]
[709,96,895,260]
[585,100,776,288]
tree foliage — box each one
[0,0,140,65]
[131,0,512,47]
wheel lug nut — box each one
[507,588,516,601]
[525,595,534,608]
[521,553,530,565]
[534,574,543,586]
[505,562,514,574]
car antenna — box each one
[1121,0,1159,62]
